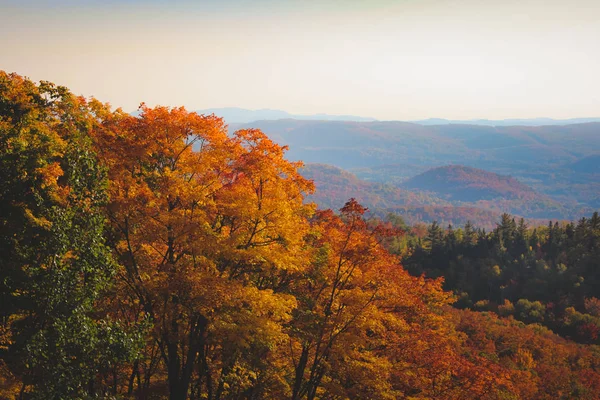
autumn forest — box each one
[1,71,600,400]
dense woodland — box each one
[2,71,600,400]
[397,213,600,346]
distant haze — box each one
[195,107,376,124]
[2,0,599,120]
[194,107,600,126]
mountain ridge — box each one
[148,107,600,126]
[402,165,538,202]
[193,107,377,123]
[232,119,599,213]
[300,163,570,228]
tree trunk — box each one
[291,345,309,400]
[166,314,208,400]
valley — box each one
[231,119,600,225]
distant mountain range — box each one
[129,108,600,223]
[301,163,504,228]
[413,117,600,126]
[133,107,600,126]
[194,107,377,123]
[128,108,600,224]
[190,108,600,126]
[402,165,539,202]
[232,119,599,223]
[302,163,573,226]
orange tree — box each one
[286,200,514,399]
[92,105,314,399]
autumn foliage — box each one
[2,71,600,399]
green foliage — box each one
[401,212,600,344]
[515,299,545,324]
[0,71,142,398]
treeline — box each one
[1,71,600,399]
[399,212,600,344]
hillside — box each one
[188,108,600,126]
[303,162,581,223]
[235,120,600,170]
[402,165,538,202]
[235,119,600,216]
[570,154,600,174]
[414,117,600,126]
[302,164,509,228]
[300,163,444,210]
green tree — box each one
[0,71,141,398]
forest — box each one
[2,71,600,399]
[398,213,600,346]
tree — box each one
[92,105,314,399]
[0,72,140,398]
[424,220,444,250]
[287,200,402,399]
[287,200,503,399]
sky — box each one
[1,0,599,120]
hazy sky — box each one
[1,0,599,120]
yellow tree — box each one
[287,199,511,399]
[92,106,313,399]
[287,199,411,399]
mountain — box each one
[399,165,575,219]
[301,163,446,210]
[402,165,538,202]
[190,108,600,126]
[232,120,460,169]
[569,154,600,174]
[195,107,376,124]
[234,120,600,169]
[301,164,540,229]
[233,119,600,214]
[302,162,578,225]
[413,117,600,126]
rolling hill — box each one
[301,163,447,210]
[300,164,550,228]
[402,165,538,202]
[187,108,600,126]
[233,120,600,170]
[233,120,600,214]
[569,154,600,174]
[399,165,578,219]
[413,117,600,126]
[301,162,587,225]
